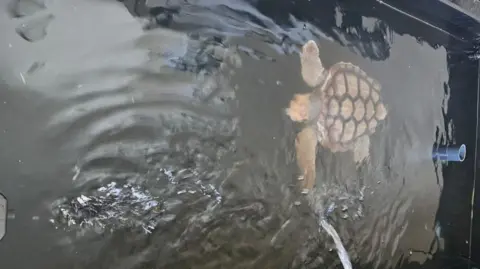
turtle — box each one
[285,40,388,192]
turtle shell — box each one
[314,62,387,151]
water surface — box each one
[0,0,460,268]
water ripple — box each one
[31,1,451,268]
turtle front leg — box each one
[295,126,318,193]
[352,135,370,167]
[285,93,312,122]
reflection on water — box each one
[0,0,460,268]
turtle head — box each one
[300,40,325,87]
[285,93,312,122]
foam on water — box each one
[50,167,224,235]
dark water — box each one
[0,0,477,268]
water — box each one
[0,0,465,268]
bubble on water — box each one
[16,14,54,42]
[26,61,45,75]
[163,199,182,211]
[159,214,176,222]
[8,0,45,18]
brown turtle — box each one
[286,40,388,192]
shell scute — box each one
[313,63,387,149]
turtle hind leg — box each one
[300,166,316,193]
[352,135,370,168]
[295,126,318,193]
